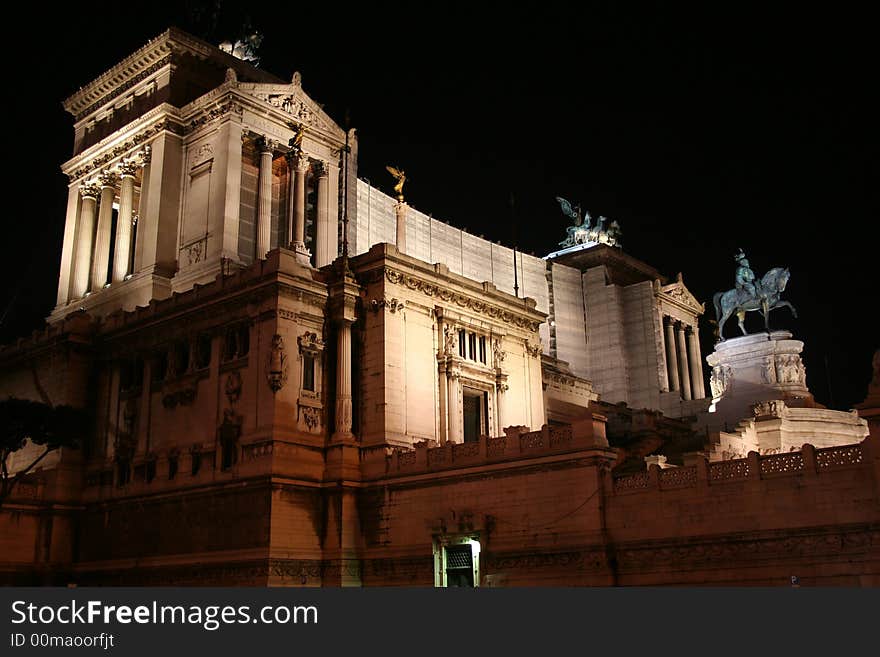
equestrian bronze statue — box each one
[713,250,797,340]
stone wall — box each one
[607,436,880,585]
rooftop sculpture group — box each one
[556,197,621,248]
[713,249,797,340]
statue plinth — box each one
[705,330,813,429]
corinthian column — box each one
[256,137,275,259]
[333,319,354,441]
[91,171,117,291]
[112,161,137,282]
[286,150,310,264]
[677,322,692,401]
[687,326,705,399]
[315,162,332,267]
[664,317,680,393]
[72,183,100,298]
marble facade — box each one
[1,28,876,587]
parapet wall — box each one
[606,435,880,585]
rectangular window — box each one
[468,333,477,361]
[168,454,178,480]
[303,353,315,392]
[458,329,466,358]
[478,336,486,364]
[191,451,202,476]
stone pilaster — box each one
[677,322,692,401]
[447,368,460,443]
[664,317,680,393]
[72,183,100,298]
[91,171,117,291]
[133,146,151,272]
[112,161,138,282]
[256,137,276,259]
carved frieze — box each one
[709,364,732,399]
[69,119,182,181]
[382,267,541,331]
[775,354,806,385]
[189,142,214,167]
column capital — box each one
[315,160,331,178]
[294,153,311,174]
[257,136,279,154]
[80,182,101,199]
[140,145,152,165]
[98,170,118,188]
[119,160,139,179]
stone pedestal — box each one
[705,331,813,430]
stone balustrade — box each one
[611,441,868,495]
[378,419,608,477]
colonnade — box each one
[256,136,336,266]
[662,316,705,400]
[70,148,151,301]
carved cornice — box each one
[381,267,542,332]
[186,99,244,134]
[67,117,183,182]
[67,52,172,121]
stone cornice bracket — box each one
[98,170,118,188]
[79,182,101,199]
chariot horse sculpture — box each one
[713,267,797,339]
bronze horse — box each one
[713,267,797,340]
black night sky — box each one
[2,3,876,410]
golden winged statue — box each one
[289,125,305,152]
[386,165,406,201]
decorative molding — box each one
[369,297,404,313]
[267,334,288,393]
[69,119,182,181]
[189,142,214,168]
[383,268,542,332]
[297,331,325,354]
[187,100,244,133]
[659,282,704,315]
[72,54,172,121]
